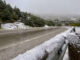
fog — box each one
[5,0,80,15]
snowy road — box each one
[0,27,67,60]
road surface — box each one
[0,27,67,60]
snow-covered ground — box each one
[1,22,50,30]
[75,27,80,33]
[1,22,30,30]
[44,25,49,28]
[12,27,73,60]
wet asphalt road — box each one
[0,27,67,60]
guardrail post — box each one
[73,27,75,32]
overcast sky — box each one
[5,0,80,15]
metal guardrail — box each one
[46,39,68,60]
[58,40,68,60]
[46,27,75,60]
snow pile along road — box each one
[12,28,73,60]
[1,22,30,30]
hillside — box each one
[0,0,55,28]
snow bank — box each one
[1,23,17,30]
[75,27,80,33]
[67,32,80,45]
[14,22,27,29]
[12,27,73,60]
[44,25,49,28]
[1,22,30,30]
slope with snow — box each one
[1,22,30,30]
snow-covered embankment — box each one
[12,27,73,60]
[1,22,30,30]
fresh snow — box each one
[67,32,80,45]
[44,25,49,28]
[12,27,73,60]
[1,22,30,30]
[75,27,80,33]
[63,27,80,60]
[1,23,17,30]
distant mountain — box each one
[34,14,80,21]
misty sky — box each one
[5,0,80,15]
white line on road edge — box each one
[0,28,65,51]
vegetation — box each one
[45,20,55,26]
[0,0,55,27]
[70,18,80,26]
